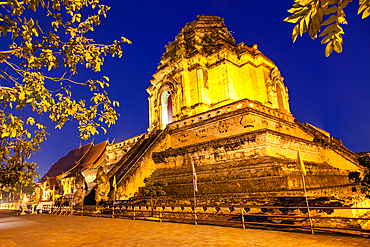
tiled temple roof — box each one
[64,141,107,178]
[43,143,93,178]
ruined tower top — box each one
[147,16,291,131]
[160,15,238,66]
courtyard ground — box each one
[0,210,369,247]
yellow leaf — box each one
[19,92,25,101]
[284,15,304,23]
[333,40,343,53]
[342,0,350,8]
[334,24,345,34]
[358,3,368,14]
[292,24,299,43]
[322,15,337,26]
[321,34,332,44]
[319,24,335,37]
[299,0,314,5]
[287,7,301,14]
[321,0,331,5]
[325,41,334,57]
[328,0,338,5]
[10,129,16,138]
[299,18,305,36]
[362,7,370,19]
[324,5,337,15]
[1,132,9,138]
[304,11,311,27]
[27,117,35,125]
[338,16,348,24]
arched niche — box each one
[160,90,173,129]
[267,67,290,114]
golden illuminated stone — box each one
[147,16,290,131]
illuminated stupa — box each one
[39,16,362,209]
[111,16,360,205]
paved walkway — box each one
[0,210,369,247]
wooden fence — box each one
[41,203,370,235]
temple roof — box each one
[78,141,107,170]
[44,143,93,178]
[64,141,107,178]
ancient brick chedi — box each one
[38,16,363,208]
[112,15,360,205]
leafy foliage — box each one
[143,178,167,207]
[0,0,130,188]
[285,0,370,57]
[349,153,370,198]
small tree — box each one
[0,0,130,188]
[349,153,370,198]
[143,178,166,214]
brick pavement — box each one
[0,210,369,247]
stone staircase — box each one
[108,133,160,185]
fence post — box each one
[194,207,197,226]
[160,207,163,223]
[241,207,245,229]
[69,199,73,216]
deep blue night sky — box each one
[26,1,370,179]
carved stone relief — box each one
[94,166,110,207]
[196,128,208,139]
[218,121,229,133]
[240,115,255,128]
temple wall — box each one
[147,44,288,131]
[105,134,144,165]
[322,148,362,170]
[115,130,172,200]
[82,169,98,194]
[169,99,310,150]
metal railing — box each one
[40,203,370,235]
